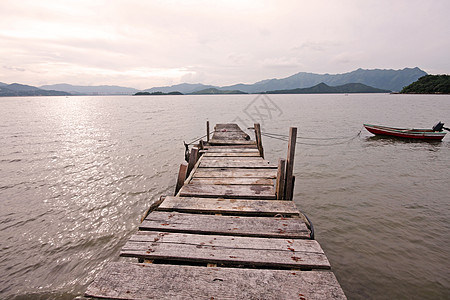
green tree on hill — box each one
[400,75,450,94]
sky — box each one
[0,0,449,89]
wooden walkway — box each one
[85,123,346,299]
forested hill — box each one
[265,82,390,94]
[400,75,450,94]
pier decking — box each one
[85,123,346,299]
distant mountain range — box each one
[0,67,428,96]
[145,67,426,94]
[266,82,391,94]
[0,83,70,97]
[39,83,140,95]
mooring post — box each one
[254,123,264,159]
[285,127,297,200]
[206,121,210,142]
[276,158,286,200]
[175,163,188,195]
[187,146,199,176]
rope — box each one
[261,128,362,147]
[185,130,214,146]
[262,131,361,140]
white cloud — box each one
[0,0,449,88]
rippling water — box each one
[1,94,449,299]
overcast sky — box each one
[0,0,449,89]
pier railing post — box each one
[285,127,297,200]
[206,121,210,142]
[254,123,264,159]
[276,159,286,200]
[175,163,188,195]
[187,146,199,176]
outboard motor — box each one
[432,122,445,132]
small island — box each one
[134,91,183,95]
[400,75,450,94]
[190,88,247,95]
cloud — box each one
[3,65,26,72]
[0,0,449,88]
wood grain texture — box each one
[189,177,273,185]
[85,262,346,300]
[205,148,259,153]
[203,152,261,157]
[199,159,277,169]
[140,211,311,238]
[205,145,258,149]
[120,231,330,269]
[201,156,266,161]
[179,184,276,199]
[214,123,244,131]
[158,196,300,216]
[212,132,250,140]
[276,158,286,200]
[209,139,257,145]
[193,168,278,178]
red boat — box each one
[364,123,447,141]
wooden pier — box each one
[85,123,346,299]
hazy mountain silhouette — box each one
[266,82,391,94]
[144,83,216,94]
[142,67,426,94]
[0,83,70,96]
[2,67,428,96]
[40,84,139,95]
[220,67,426,93]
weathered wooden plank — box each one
[205,144,258,149]
[179,184,276,199]
[209,139,257,145]
[193,168,278,178]
[205,148,259,153]
[215,123,243,131]
[85,262,346,300]
[189,177,273,185]
[199,159,277,169]
[201,156,266,161]
[211,135,250,141]
[158,196,300,216]
[203,152,261,157]
[140,211,311,238]
[121,231,330,269]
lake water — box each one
[0,94,449,299]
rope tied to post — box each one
[261,128,362,146]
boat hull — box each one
[364,124,446,141]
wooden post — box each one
[254,123,264,159]
[140,195,166,223]
[174,163,188,195]
[187,146,199,176]
[285,127,297,200]
[206,121,210,142]
[276,159,286,200]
